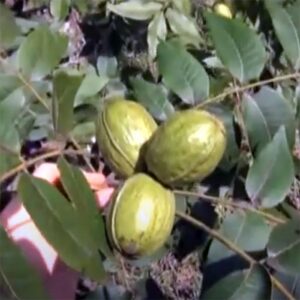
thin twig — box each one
[175,211,295,300]
[196,72,300,108]
[173,189,286,225]
[0,149,90,183]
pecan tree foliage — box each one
[0,0,299,299]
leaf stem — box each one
[173,189,286,224]
[197,72,300,108]
[0,149,91,184]
[175,211,295,300]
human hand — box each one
[0,163,115,300]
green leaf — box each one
[242,87,296,154]
[245,126,295,208]
[265,0,300,70]
[75,72,109,106]
[106,1,162,21]
[0,88,25,153]
[165,8,202,48]
[130,77,174,121]
[267,220,300,276]
[0,3,20,49]
[0,152,21,177]
[172,0,192,15]
[206,104,240,171]
[0,75,22,102]
[202,265,271,300]
[271,271,300,300]
[57,157,113,259]
[204,12,267,83]
[147,11,167,58]
[17,25,68,79]
[0,225,50,300]
[97,56,118,78]
[157,40,209,105]
[50,0,71,21]
[208,211,272,264]
[52,70,84,136]
[17,173,106,282]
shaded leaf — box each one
[0,3,20,49]
[130,77,174,121]
[157,40,209,104]
[208,211,272,264]
[271,271,300,300]
[17,174,106,282]
[172,0,192,15]
[245,126,295,208]
[267,220,300,276]
[0,225,50,300]
[75,72,109,106]
[165,8,202,48]
[57,157,113,259]
[265,0,300,70]
[242,87,296,154]
[70,121,95,143]
[106,1,162,21]
[17,25,68,79]
[201,265,271,300]
[52,70,84,136]
[50,0,71,21]
[0,75,21,102]
[0,152,21,177]
[147,11,167,58]
[204,12,267,83]
[85,283,131,300]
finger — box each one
[33,163,60,184]
[33,163,108,190]
[95,187,115,209]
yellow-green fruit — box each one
[106,173,175,258]
[145,109,227,186]
[213,3,233,18]
[96,98,157,178]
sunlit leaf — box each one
[50,0,71,21]
[208,211,272,264]
[202,265,271,300]
[157,40,209,104]
[52,70,84,136]
[0,75,21,102]
[130,77,174,121]
[165,8,202,48]
[17,174,106,282]
[267,220,300,276]
[147,11,167,58]
[265,0,300,70]
[204,12,267,83]
[0,225,50,300]
[17,25,68,79]
[107,1,162,20]
[246,127,295,208]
